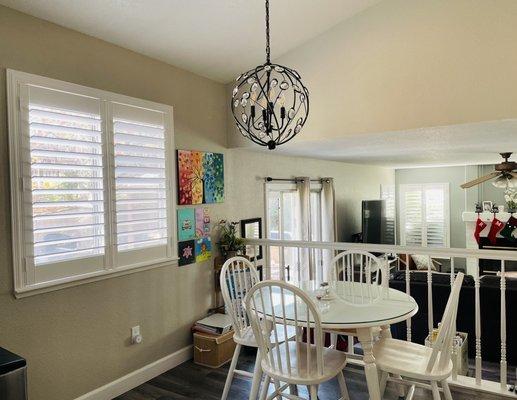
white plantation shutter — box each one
[112,103,171,266]
[23,85,106,282]
[8,70,176,293]
[399,184,449,247]
[380,184,396,244]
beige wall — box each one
[229,0,517,147]
[0,6,395,400]
[0,5,229,400]
[227,149,394,242]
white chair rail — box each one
[243,237,517,398]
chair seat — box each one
[262,341,348,385]
[373,338,453,381]
[233,324,296,347]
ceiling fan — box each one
[461,153,517,189]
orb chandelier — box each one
[231,0,309,150]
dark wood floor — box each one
[116,347,418,400]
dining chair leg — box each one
[337,371,350,400]
[309,385,318,400]
[259,375,271,400]
[430,381,441,400]
[330,333,338,349]
[221,343,241,400]
[379,371,388,398]
[249,349,263,400]
[441,379,453,400]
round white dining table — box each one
[262,280,418,400]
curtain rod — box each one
[265,177,331,183]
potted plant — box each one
[216,220,245,259]
[505,188,517,212]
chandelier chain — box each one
[265,0,270,63]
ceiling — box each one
[0,0,381,82]
[263,120,517,168]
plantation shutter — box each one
[380,184,396,245]
[112,103,171,266]
[399,184,448,247]
[23,85,106,282]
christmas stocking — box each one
[500,216,517,241]
[487,218,505,245]
[473,217,487,244]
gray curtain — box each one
[321,178,337,280]
[296,177,312,280]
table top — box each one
[256,280,418,330]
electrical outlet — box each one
[131,325,142,344]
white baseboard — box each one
[75,345,193,400]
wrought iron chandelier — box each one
[231,0,309,150]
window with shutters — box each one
[7,70,177,295]
[399,183,450,248]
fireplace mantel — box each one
[462,211,513,276]
[462,211,512,223]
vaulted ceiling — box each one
[0,0,381,82]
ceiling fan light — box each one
[492,175,512,188]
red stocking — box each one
[474,217,487,244]
[487,218,505,245]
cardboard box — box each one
[193,330,236,368]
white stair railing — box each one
[243,237,517,398]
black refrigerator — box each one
[362,200,394,245]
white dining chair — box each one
[220,256,293,400]
[245,279,350,400]
[372,272,465,400]
[326,250,387,349]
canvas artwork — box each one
[177,208,196,241]
[178,240,195,266]
[177,150,224,205]
[195,207,211,238]
[195,237,212,262]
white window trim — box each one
[7,69,178,297]
[399,183,450,248]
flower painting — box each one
[178,240,195,266]
[195,236,212,263]
[177,150,224,205]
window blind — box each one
[8,70,176,293]
[28,87,105,266]
[399,184,449,247]
[112,103,168,253]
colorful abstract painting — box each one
[178,240,195,266]
[203,152,224,203]
[195,237,212,262]
[195,207,211,238]
[177,208,196,241]
[177,150,224,205]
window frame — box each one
[7,69,178,297]
[399,183,450,248]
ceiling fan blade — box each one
[460,171,500,189]
[511,171,517,179]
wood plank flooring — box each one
[116,347,419,400]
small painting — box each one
[177,208,196,241]
[178,240,195,266]
[482,201,493,212]
[195,207,211,238]
[204,152,224,203]
[195,237,212,262]
[177,150,224,205]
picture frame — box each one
[482,201,493,212]
[240,218,263,261]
